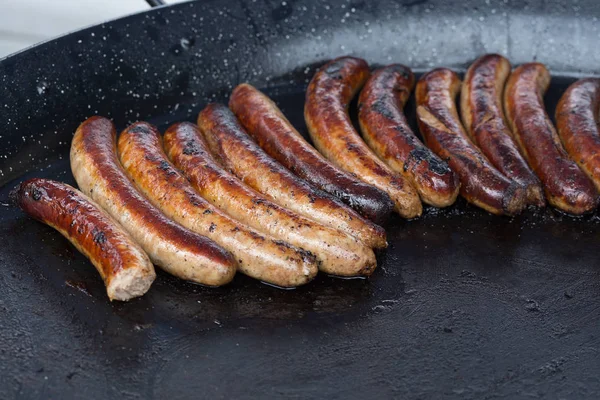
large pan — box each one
[1,0,599,398]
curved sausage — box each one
[198,103,386,249]
[12,178,155,301]
[117,121,317,287]
[229,83,394,225]
[304,56,422,218]
[460,54,545,207]
[556,78,600,192]
[70,116,237,286]
[415,68,527,216]
[163,122,377,277]
[504,63,599,214]
[357,64,460,208]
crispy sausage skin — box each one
[556,78,600,193]
[357,64,460,208]
[117,122,317,287]
[70,116,237,286]
[504,63,599,214]
[305,56,422,218]
[415,68,527,216]
[198,103,386,249]
[163,122,377,277]
[460,54,545,207]
[229,83,394,225]
[12,178,155,301]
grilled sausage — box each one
[357,64,460,208]
[229,83,394,225]
[12,178,155,301]
[556,78,600,193]
[415,68,527,216]
[117,121,317,287]
[304,56,422,218]
[70,116,237,286]
[163,122,377,277]
[460,54,545,207]
[198,103,386,249]
[504,63,599,214]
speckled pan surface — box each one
[1,1,600,399]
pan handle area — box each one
[146,0,166,7]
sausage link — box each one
[504,63,599,214]
[229,83,394,225]
[12,178,155,301]
[163,122,377,277]
[70,116,237,286]
[357,64,460,208]
[556,78,600,193]
[461,54,545,206]
[117,121,317,287]
[198,103,386,249]
[304,56,422,218]
[415,68,527,216]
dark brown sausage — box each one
[556,78,600,193]
[117,121,317,288]
[70,116,237,286]
[229,83,394,224]
[12,178,155,301]
[198,103,386,249]
[415,68,527,216]
[504,63,599,214]
[460,54,545,207]
[357,64,460,208]
[304,56,422,218]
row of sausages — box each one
[13,54,600,301]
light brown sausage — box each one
[12,178,155,301]
[229,83,395,225]
[357,64,460,208]
[304,56,422,218]
[70,116,237,286]
[117,121,317,288]
[460,54,545,207]
[163,122,377,277]
[504,63,599,214]
[198,103,386,249]
[415,68,527,216]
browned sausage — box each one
[357,64,460,208]
[198,103,386,249]
[229,83,394,225]
[556,78,600,193]
[163,122,377,277]
[415,68,527,216]
[12,178,155,301]
[460,54,545,207]
[117,121,317,287]
[70,116,237,286]
[504,63,599,214]
[304,56,422,218]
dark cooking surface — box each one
[1,1,600,399]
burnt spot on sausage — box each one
[248,230,265,242]
[158,160,171,171]
[324,61,344,80]
[388,64,412,80]
[371,99,396,120]
[230,226,240,233]
[92,228,107,245]
[407,147,452,175]
[128,125,152,135]
[209,223,216,233]
[203,209,212,215]
[31,187,43,201]
[307,193,316,204]
[182,141,200,156]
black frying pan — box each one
[1,1,600,398]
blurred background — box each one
[0,0,188,58]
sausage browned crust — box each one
[556,78,600,192]
[304,56,422,218]
[198,103,386,249]
[229,83,394,225]
[460,54,545,207]
[504,63,599,214]
[117,121,317,287]
[70,116,237,286]
[163,122,377,277]
[357,64,460,208]
[415,68,527,216]
[12,178,155,301]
